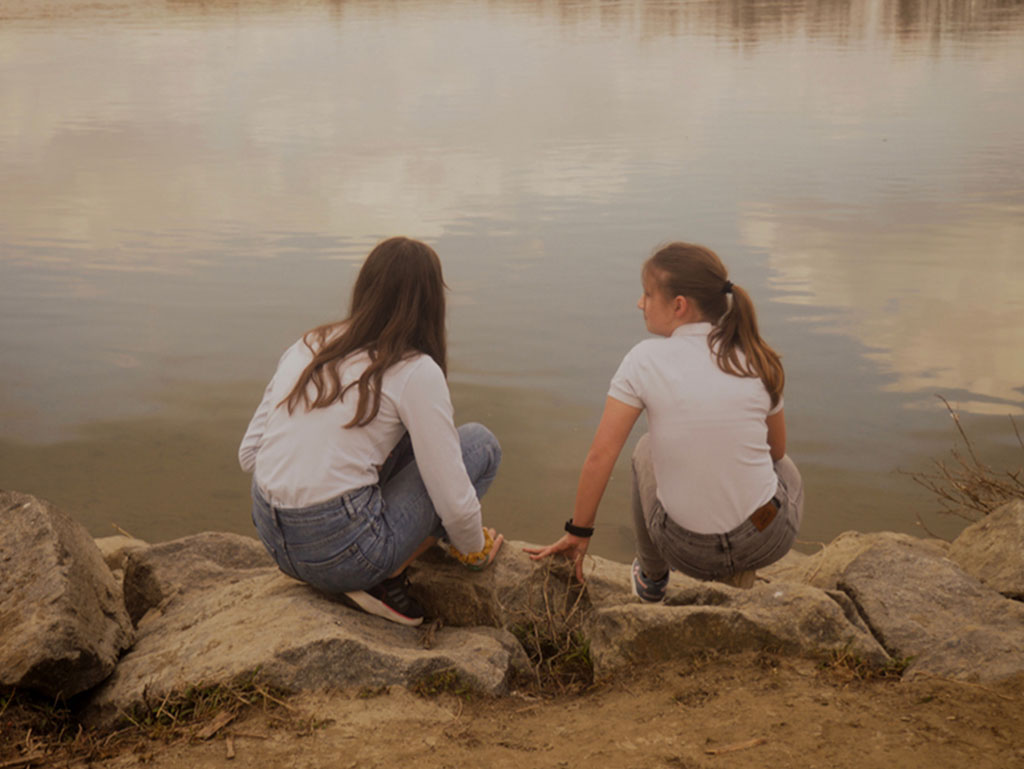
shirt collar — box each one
[670,321,713,338]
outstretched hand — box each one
[483,527,504,567]
[523,534,590,583]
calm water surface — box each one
[2,0,1023,561]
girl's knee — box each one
[459,422,502,465]
[773,454,802,484]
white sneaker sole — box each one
[343,589,424,627]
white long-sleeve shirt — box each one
[239,338,485,555]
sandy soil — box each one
[59,652,1024,769]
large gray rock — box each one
[836,539,1024,682]
[773,530,950,590]
[407,540,614,629]
[122,531,273,624]
[0,491,134,698]
[948,499,1024,599]
[85,570,526,727]
[584,579,891,673]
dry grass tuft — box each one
[906,396,1023,533]
[819,648,910,682]
[119,670,294,736]
[0,671,311,767]
[510,560,594,695]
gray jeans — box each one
[632,433,804,582]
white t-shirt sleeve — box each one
[396,360,485,555]
[607,345,644,409]
[768,394,784,416]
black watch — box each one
[564,520,594,538]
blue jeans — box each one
[251,422,501,594]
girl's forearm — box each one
[571,396,644,529]
[571,450,617,528]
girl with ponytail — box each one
[527,243,803,597]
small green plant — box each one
[411,668,473,699]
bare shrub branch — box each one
[904,396,1024,526]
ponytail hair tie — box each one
[721,280,734,295]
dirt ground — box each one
[32,652,1023,769]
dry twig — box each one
[111,522,136,538]
[705,737,767,755]
[194,711,235,741]
[0,755,46,769]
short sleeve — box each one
[768,394,784,416]
[607,346,644,409]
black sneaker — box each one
[343,571,424,627]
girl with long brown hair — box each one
[239,237,503,626]
[526,242,803,597]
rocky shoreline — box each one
[2,490,1022,730]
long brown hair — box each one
[281,236,448,427]
[644,242,784,408]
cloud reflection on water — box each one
[743,200,1024,415]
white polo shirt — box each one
[608,322,782,534]
[238,338,485,555]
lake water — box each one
[2,0,1023,563]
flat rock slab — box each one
[585,580,890,673]
[85,569,527,728]
[122,531,274,624]
[0,491,134,698]
[948,500,1024,600]
[837,539,1024,682]
[778,531,950,590]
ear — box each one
[673,295,688,318]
